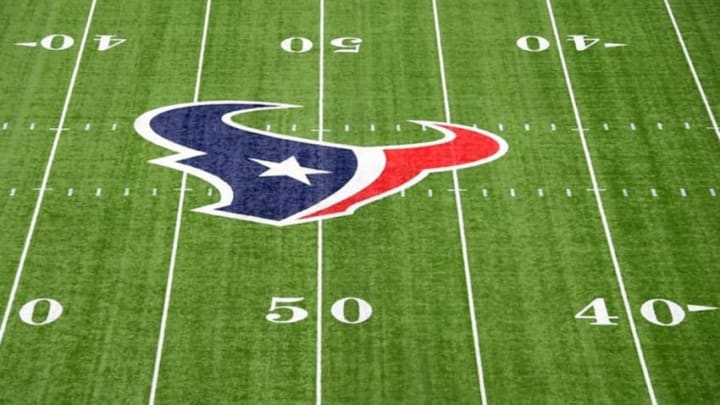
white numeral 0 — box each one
[40,34,75,51]
[516,35,550,52]
[331,297,372,324]
[640,299,686,327]
[280,37,313,53]
[19,298,63,326]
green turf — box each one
[0,0,718,404]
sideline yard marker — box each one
[546,1,658,403]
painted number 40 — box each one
[575,297,717,327]
[265,296,372,324]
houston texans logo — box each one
[134,101,508,226]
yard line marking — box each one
[432,0,488,403]
[546,2,658,403]
[0,0,98,347]
[604,42,628,48]
[148,1,212,404]
[663,0,720,142]
[316,0,326,404]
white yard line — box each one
[431,1,488,403]
[147,1,212,404]
[662,0,720,142]
[0,0,98,346]
[316,0,326,403]
[545,1,658,404]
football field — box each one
[0,0,719,403]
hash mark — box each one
[400,189,405,197]
[291,124,297,132]
[30,123,36,130]
[112,123,118,131]
[630,122,637,131]
[344,124,350,132]
[651,188,658,198]
[85,123,91,131]
[124,188,130,196]
[566,188,573,197]
[603,123,609,131]
[684,122,691,130]
[152,188,157,197]
[680,188,687,198]
[207,188,213,197]
[395,124,401,132]
[265,124,271,131]
[622,188,629,197]
[2,122,7,130]
[657,122,664,130]
[482,188,488,198]
[370,123,376,132]
[95,188,102,197]
[524,123,531,132]
[427,189,433,197]
[550,123,557,131]
[538,188,544,197]
[710,188,716,197]
[510,188,516,198]
[67,188,73,197]
[10,188,16,197]
[498,123,504,132]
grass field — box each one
[0,0,718,404]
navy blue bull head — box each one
[134,101,508,226]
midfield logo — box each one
[134,101,508,226]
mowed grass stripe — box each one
[152,0,320,403]
[438,0,653,403]
[0,0,93,350]
[322,0,487,403]
[551,1,720,403]
[0,0,207,402]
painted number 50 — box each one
[265,296,372,324]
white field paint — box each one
[316,0,326,404]
[663,0,720,143]
[546,1,658,403]
[0,0,98,346]
[148,1,212,405]
[432,0,489,403]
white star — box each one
[249,156,331,185]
